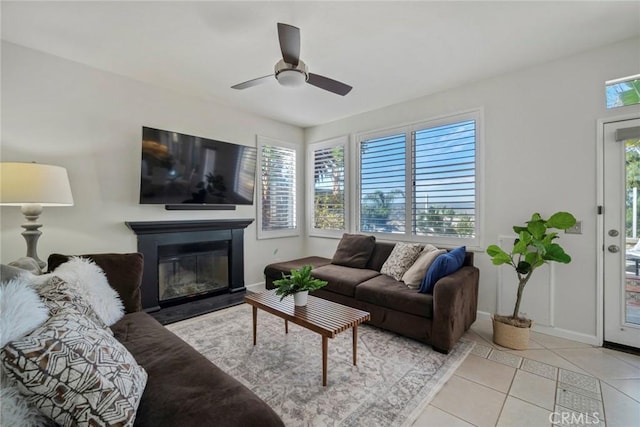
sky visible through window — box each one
[358,119,476,236]
[606,77,640,109]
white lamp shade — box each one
[0,162,74,206]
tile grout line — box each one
[425,402,482,427]
[472,340,611,425]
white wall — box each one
[4,37,640,342]
[0,41,305,285]
[304,37,640,343]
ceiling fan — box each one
[231,23,352,96]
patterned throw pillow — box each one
[37,276,110,331]
[1,304,147,426]
[380,243,423,281]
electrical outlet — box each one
[565,220,582,235]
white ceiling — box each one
[2,1,639,128]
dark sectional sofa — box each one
[265,241,479,353]
[47,253,284,427]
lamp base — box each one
[20,203,46,269]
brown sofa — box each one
[264,241,479,354]
[47,253,284,427]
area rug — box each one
[167,303,473,426]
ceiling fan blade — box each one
[307,73,353,96]
[231,74,274,90]
[277,23,300,66]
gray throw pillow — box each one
[8,258,42,275]
[331,234,376,268]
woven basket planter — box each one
[492,316,532,350]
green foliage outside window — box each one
[415,206,474,237]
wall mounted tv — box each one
[140,127,257,209]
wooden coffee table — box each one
[244,290,370,386]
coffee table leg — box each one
[352,325,358,366]
[252,306,257,346]
[285,319,288,334]
[322,336,328,386]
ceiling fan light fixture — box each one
[276,69,307,88]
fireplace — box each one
[158,241,229,303]
[126,219,253,323]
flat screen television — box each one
[140,127,257,208]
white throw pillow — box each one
[402,245,447,289]
[51,257,124,326]
[0,370,50,427]
[0,279,49,347]
[380,243,423,281]
[0,279,53,427]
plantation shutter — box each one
[260,143,296,232]
[312,145,345,231]
[412,119,476,238]
[359,133,406,233]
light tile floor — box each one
[413,319,640,427]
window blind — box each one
[312,145,345,230]
[360,133,406,233]
[412,120,476,238]
[260,144,296,231]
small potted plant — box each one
[273,265,328,306]
[486,211,576,349]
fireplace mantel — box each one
[125,219,254,322]
[126,219,254,235]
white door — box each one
[603,118,640,348]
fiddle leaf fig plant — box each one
[273,265,328,301]
[487,212,576,324]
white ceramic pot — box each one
[293,291,309,306]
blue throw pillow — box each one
[419,246,466,294]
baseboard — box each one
[475,311,600,346]
[246,282,266,293]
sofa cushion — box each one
[48,252,143,314]
[380,242,422,281]
[111,312,284,427]
[365,242,398,271]
[402,245,447,289]
[355,274,434,318]
[420,246,467,294]
[264,256,331,279]
[311,264,380,297]
[1,304,147,427]
[331,233,376,268]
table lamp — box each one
[0,162,74,268]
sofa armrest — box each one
[431,266,479,353]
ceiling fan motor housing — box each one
[275,59,308,87]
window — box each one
[360,132,406,234]
[357,111,481,246]
[257,136,298,239]
[308,136,348,236]
[606,74,640,109]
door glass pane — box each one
[625,138,640,325]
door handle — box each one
[608,245,620,253]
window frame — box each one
[256,135,300,240]
[307,135,350,238]
[355,109,483,248]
